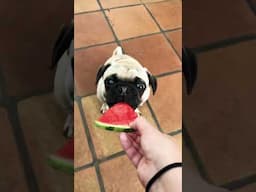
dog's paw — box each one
[100,103,109,114]
[63,113,74,138]
[135,108,142,116]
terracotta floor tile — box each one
[149,73,182,133]
[75,167,100,192]
[81,95,157,158]
[235,183,256,192]
[140,103,158,128]
[183,40,256,185]
[74,0,100,13]
[172,132,182,150]
[122,34,181,76]
[100,155,144,192]
[147,0,182,30]
[82,95,123,158]
[74,102,92,168]
[101,0,141,9]
[18,94,73,192]
[183,0,256,48]
[166,29,182,57]
[75,43,117,96]
[141,0,165,3]
[105,5,159,40]
[75,12,115,48]
[0,108,28,191]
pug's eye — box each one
[136,83,145,90]
[106,78,115,86]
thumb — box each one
[130,117,155,135]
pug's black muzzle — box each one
[105,83,141,109]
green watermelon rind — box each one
[94,120,135,132]
[47,155,74,174]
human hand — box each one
[119,117,181,189]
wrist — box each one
[148,180,164,192]
[155,156,181,170]
[146,163,182,192]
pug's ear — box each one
[146,70,157,95]
[112,46,123,56]
[96,64,111,84]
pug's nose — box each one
[118,86,128,96]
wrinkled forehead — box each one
[103,54,149,83]
[104,64,148,83]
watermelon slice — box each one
[47,138,74,174]
[95,103,138,132]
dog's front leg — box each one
[100,103,109,114]
[135,108,142,116]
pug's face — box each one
[96,47,157,110]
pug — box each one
[96,46,157,114]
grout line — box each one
[246,0,256,15]
[163,27,182,33]
[155,70,182,78]
[0,66,40,192]
[140,0,172,5]
[96,0,121,47]
[75,92,96,100]
[163,31,182,60]
[74,0,172,16]
[74,4,142,16]
[75,162,94,172]
[100,3,142,11]
[75,32,163,52]
[74,28,182,52]
[168,129,182,136]
[94,161,106,192]
[121,31,162,42]
[75,41,116,52]
[142,3,182,61]
[222,174,256,190]
[75,9,101,15]
[146,101,163,132]
[7,99,40,192]
[75,151,126,172]
[76,70,182,99]
[74,1,174,16]
[77,96,106,192]
[98,151,126,164]
[192,34,256,54]
[182,122,212,183]
[76,97,97,162]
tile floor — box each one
[74,0,182,191]
[1,0,254,191]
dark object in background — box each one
[52,22,74,138]
[182,47,197,95]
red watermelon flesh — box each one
[47,138,74,174]
[95,103,138,130]
[55,138,74,160]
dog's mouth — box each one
[105,80,144,110]
[106,92,141,109]
[108,97,138,109]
